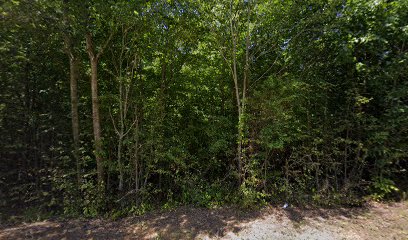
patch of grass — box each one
[22,206,54,222]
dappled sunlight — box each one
[2,203,407,239]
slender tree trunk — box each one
[239,4,252,184]
[157,60,167,190]
[134,72,143,197]
[344,127,349,187]
[117,134,123,191]
[118,80,124,191]
[69,56,81,185]
[134,111,140,192]
[230,1,243,185]
[229,1,252,186]
[86,33,104,186]
[63,0,81,187]
[91,57,104,185]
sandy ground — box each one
[0,201,407,240]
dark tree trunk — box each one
[69,55,81,185]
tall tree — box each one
[62,0,81,186]
[84,0,116,186]
[85,30,113,186]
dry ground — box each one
[0,201,407,240]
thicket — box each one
[1,0,407,220]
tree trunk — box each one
[91,57,104,186]
[63,0,81,186]
[69,56,81,186]
[134,112,140,192]
[63,38,81,186]
[86,33,104,187]
[117,134,123,191]
[230,2,243,185]
[118,78,124,191]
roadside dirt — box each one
[0,201,407,239]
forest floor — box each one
[0,201,407,240]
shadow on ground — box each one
[283,204,369,223]
[0,207,263,240]
[0,204,372,240]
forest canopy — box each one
[0,0,407,218]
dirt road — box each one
[1,202,407,239]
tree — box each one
[84,2,115,187]
[62,0,81,186]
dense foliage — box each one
[1,0,407,219]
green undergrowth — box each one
[2,182,405,224]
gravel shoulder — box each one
[1,201,407,240]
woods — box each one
[1,0,407,219]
